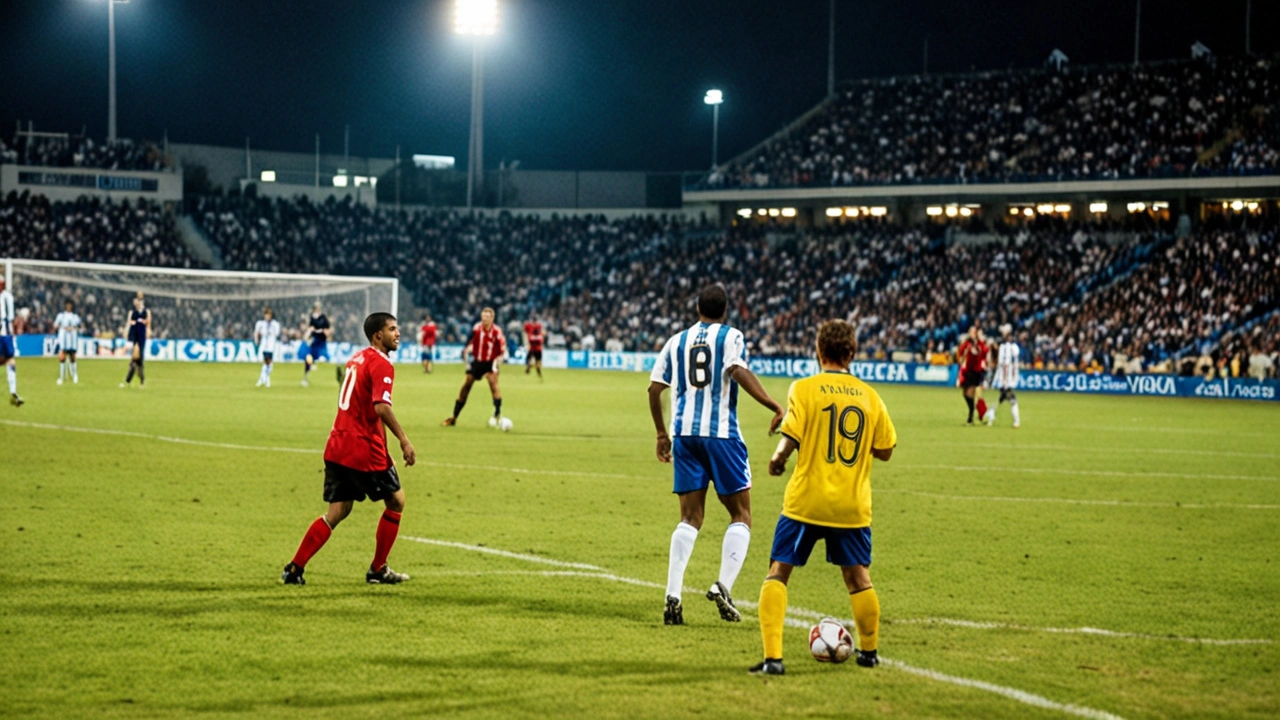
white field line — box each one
[888,618,1272,646]
[899,463,1278,483]
[406,538,1129,720]
[878,488,1280,511]
[931,441,1277,460]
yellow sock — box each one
[759,579,788,659]
[850,587,880,651]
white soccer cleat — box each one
[488,416,498,429]
[301,379,309,388]
[56,378,63,386]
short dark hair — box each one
[363,312,396,342]
[817,320,857,366]
[697,285,728,321]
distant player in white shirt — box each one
[254,307,283,388]
[53,300,82,385]
[988,324,1021,428]
[0,277,21,406]
[647,285,784,626]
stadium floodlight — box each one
[1231,200,1245,211]
[1089,202,1108,213]
[455,0,499,209]
[945,206,958,217]
[926,206,943,216]
[704,89,724,169]
[260,171,276,183]
[869,207,888,217]
[333,175,349,188]
[826,207,843,218]
[1054,204,1072,213]
[454,0,498,35]
[96,0,131,142]
[737,208,753,218]
[781,208,797,218]
[960,207,973,217]
[1023,208,1034,217]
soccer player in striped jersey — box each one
[54,300,82,386]
[751,319,897,676]
[523,318,545,379]
[647,285,784,625]
[254,308,282,388]
[988,324,1021,428]
[0,277,22,406]
[443,307,507,426]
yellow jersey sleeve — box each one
[779,373,889,529]
[779,381,805,445]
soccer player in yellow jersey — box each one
[749,319,897,676]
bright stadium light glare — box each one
[926,206,943,216]
[454,0,498,35]
[1036,204,1054,214]
[757,208,767,216]
[1023,207,1034,217]
[1151,201,1169,210]
[781,207,797,218]
[1089,202,1108,213]
[826,207,843,218]
[738,208,753,218]
[333,175,349,188]
[259,170,276,183]
[768,208,781,217]
[1009,207,1020,215]
[844,207,859,218]
[704,89,724,105]
[869,207,887,217]
[1127,202,1147,213]
[959,207,973,217]
[1054,204,1072,213]
[945,206,958,217]
[1231,200,1245,211]
[1247,201,1259,210]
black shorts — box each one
[527,349,543,362]
[998,388,1017,403]
[467,360,496,379]
[323,460,401,503]
[262,352,274,362]
[960,369,984,388]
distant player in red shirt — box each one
[956,325,988,425]
[420,313,438,374]
[523,318,545,379]
[282,312,417,586]
[443,307,506,426]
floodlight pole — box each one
[711,103,720,169]
[108,0,117,142]
[827,0,835,96]
[1133,0,1141,66]
[466,41,485,208]
[1245,0,1252,55]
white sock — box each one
[1011,401,1021,426]
[71,362,77,381]
[59,362,66,381]
[718,522,751,594]
[666,522,699,600]
[6,365,16,395]
[261,365,270,382]
[266,363,274,376]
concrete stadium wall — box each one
[170,142,395,193]
[0,164,183,203]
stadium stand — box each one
[701,56,1279,189]
[0,134,171,172]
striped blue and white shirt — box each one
[54,311,82,350]
[650,322,749,439]
[0,289,14,337]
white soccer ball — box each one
[488,416,499,429]
[809,618,854,663]
[499,417,514,432]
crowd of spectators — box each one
[0,135,171,172]
[1024,221,1278,374]
[705,56,1278,189]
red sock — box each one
[372,510,402,571]
[976,398,988,418]
[291,517,332,568]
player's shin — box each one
[759,579,787,659]
[850,587,880,652]
[291,516,334,568]
[493,398,502,417]
[371,510,402,572]
[1011,399,1021,427]
[666,522,699,600]
[70,361,78,382]
[718,522,751,593]
[7,364,17,394]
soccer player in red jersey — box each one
[523,317,545,379]
[443,307,506,426]
[420,313,438,374]
[282,312,417,586]
[956,325,989,425]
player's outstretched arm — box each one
[729,366,785,434]
[769,436,798,476]
[647,381,671,463]
[375,403,416,466]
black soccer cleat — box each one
[855,649,880,668]
[10,394,23,407]
[281,562,305,585]
[366,565,410,584]
[706,581,742,622]
[663,595,684,625]
[748,659,785,676]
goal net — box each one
[2,259,401,348]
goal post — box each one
[2,259,402,357]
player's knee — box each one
[843,565,872,592]
[385,493,405,513]
[680,509,704,529]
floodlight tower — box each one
[704,89,723,169]
[105,0,130,142]
[454,0,498,208]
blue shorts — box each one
[769,515,872,568]
[672,436,751,496]
[308,342,330,361]
[0,335,13,360]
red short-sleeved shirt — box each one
[524,322,545,352]
[468,323,506,363]
[324,347,395,472]
[420,322,437,347]
[958,339,988,374]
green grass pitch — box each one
[2,357,1277,719]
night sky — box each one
[1,0,1275,172]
